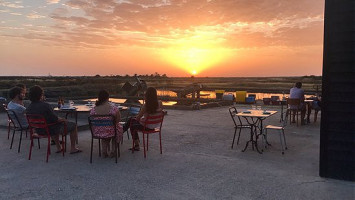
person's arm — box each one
[115,107,121,122]
[135,104,146,120]
[44,103,59,123]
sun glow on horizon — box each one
[160,46,232,76]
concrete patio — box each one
[0,105,353,199]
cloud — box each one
[27,12,46,19]
[0,1,24,8]
[2,0,324,50]
[47,0,60,4]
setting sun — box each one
[160,46,232,76]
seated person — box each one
[123,87,163,151]
[90,90,123,158]
[7,86,28,128]
[307,95,322,123]
[26,85,81,154]
[289,82,306,125]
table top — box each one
[54,105,128,112]
[236,110,278,118]
[304,99,314,103]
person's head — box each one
[16,84,26,94]
[9,86,25,101]
[96,90,109,106]
[295,82,302,88]
[145,87,158,114]
[29,85,44,102]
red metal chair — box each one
[5,108,29,153]
[2,104,13,140]
[26,114,66,162]
[134,111,164,158]
[88,115,120,163]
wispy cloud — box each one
[0,1,24,8]
[47,0,60,5]
[27,11,46,19]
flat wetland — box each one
[0,76,322,99]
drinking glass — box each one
[257,106,262,110]
[69,100,74,107]
[251,105,256,110]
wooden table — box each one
[236,110,277,153]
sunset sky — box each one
[0,0,324,77]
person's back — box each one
[289,82,306,125]
[7,86,28,128]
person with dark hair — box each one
[7,86,28,127]
[15,84,26,95]
[26,85,81,154]
[289,82,306,125]
[90,90,123,158]
[123,87,163,151]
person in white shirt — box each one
[7,86,28,128]
[289,82,306,125]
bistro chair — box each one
[3,104,14,140]
[262,108,289,154]
[287,98,301,126]
[26,114,66,162]
[133,111,164,158]
[5,109,29,153]
[228,107,252,149]
[88,115,120,163]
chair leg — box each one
[38,138,41,149]
[98,139,101,157]
[237,127,242,145]
[29,138,34,160]
[7,123,10,140]
[46,137,50,162]
[10,129,15,149]
[117,141,120,158]
[231,128,237,149]
[143,133,146,158]
[115,141,118,163]
[279,130,284,154]
[90,137,93,163]
[159,131,162,154]
[282,129,287,150]
[62,134,65,157]
[18,130,23,153]
[147,134,149,151]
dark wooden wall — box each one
[320,0,355,181]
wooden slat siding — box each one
[320,0,355,181]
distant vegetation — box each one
[0,75,322,99]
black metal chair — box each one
[3,104,14,140]
[228,107,252,149]
[5,108,29,153]
[88,115,120,163]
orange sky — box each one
[0,0,324,77]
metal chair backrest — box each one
[88,115,117,139]
[287,98,301,106]
[26,114,51,137]
[141,111,164,131]
[5,109,24,129]
[228,107,243,127]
